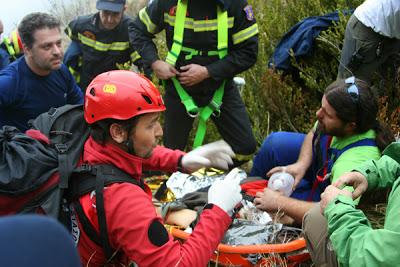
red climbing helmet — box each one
[84,70,166,124]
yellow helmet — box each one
[10,29,22,54]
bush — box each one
[240,0,399,150]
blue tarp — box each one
[268,10,353,72]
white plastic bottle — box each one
[268,171,294,197]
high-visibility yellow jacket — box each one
[129,0,258,95]
[65,13,151,91]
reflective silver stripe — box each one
[164,13,234,32]
[232,23,259,45]
[130,51,141,62]
[78,33,129,51]
[65,26,73,38]
[139,8,157,34]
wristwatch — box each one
[227,209,236,222]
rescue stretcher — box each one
[169,226,310,266]
[145,169,311,267]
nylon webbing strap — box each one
[193,80,226,148]
[166,0,198,115]
[56,144,70,189]
[164,2,228,148]
[171,77,199,116]
[181,46,219,60]
[165,0,188,66]
[193,5,227,148]
[75,200,103,247]
[70,164,143,265]
[217,5,228,59]
[95,167,116,266]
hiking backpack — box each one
[0,104,143,262]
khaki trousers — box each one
[337,14,400,86]
[302,203,338,267]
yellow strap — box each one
[165,0,188,66]
[165,2,228,148]
[217,5,228,59]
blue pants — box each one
[251,131,323,201]
[0,215,81,267]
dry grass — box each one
[361,203,387,230]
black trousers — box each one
[163,80,256,158]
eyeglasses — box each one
[345,76,360,104]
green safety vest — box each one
[164,0,228,149]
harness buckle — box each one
[78,164,93,173]
[55,144,68,154]
[187,106,200,118]
[208,98,223,117]
[181,98,199,118]
[212,110,221,117]
[209,98,222,110]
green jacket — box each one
[324,142,400,267]
[329,129,381,185]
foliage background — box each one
[236,0,399,150]
[52,0,400,152]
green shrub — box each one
[240,0,399,151]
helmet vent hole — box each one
[142,95,152,105]
[90,88,96,96]
[137,107,141,111]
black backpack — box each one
[0,104,143,263]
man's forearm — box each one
[276,195,316,223]
[296,128,315,167]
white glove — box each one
[208,168,242,213]
[181,140,235,173]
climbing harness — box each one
[164,0,228,148]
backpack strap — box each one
[308,136,376,201]
[308,134,333,201]
[326,138,376,170]
[55,144,70,189]
[74,200,103,247]
[95,166,115,266]
[70,164,144,265]
[69,164,144,200]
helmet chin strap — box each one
[120,124,137,156]
[121,138,136,156]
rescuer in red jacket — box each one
[72,70,242,266]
